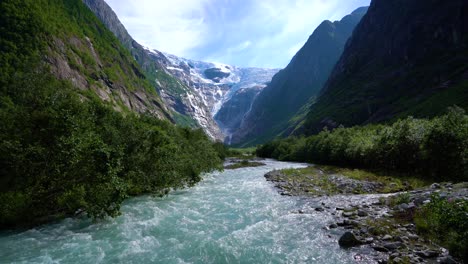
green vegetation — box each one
[257,108,467,182]
[0,0,223,228]
[0,69,223,228]
[414,194,468,261]
[274,166,427,195]
[225,160,265,170]
[278,167,340,195]
[318,166,428,192]
[227,147,257,159]
[388,192,411,207]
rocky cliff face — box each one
[215,86,264,144]
[83,0,278,141]
[303,0,468,134]
[231,7,368,146]
[36,0,171,120]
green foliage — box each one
[414,194,468,261]
[257,108,468,182]
[389,192,411,207]
[0,69,222,228]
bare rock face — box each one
[204,68,231,83]
[215,86,264,144]
[46,30,170,120]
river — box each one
[0,159,362,263]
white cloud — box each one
[106,0,211,56]
[105,0,371,68]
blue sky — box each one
[106,0,370,68]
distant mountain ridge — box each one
[302,0,468,134]
[231,7,369,146]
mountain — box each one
[0,0,223,228]
[162,54,279,140]
[83,0,279,141]
[302,0,468,134]
[231,7,368,146]
[0,0,171,120]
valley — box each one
[0,0,466,263]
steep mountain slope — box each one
[0,0,171,119]
[83,0,279,141]
[303,0,468,134]
[231,7,368,146]
[82,0,214,134]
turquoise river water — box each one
[0,159,363,263]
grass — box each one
[276,164,431,195]
[227,147,257,159]
[314,165,430,193]
[279,167,340,195]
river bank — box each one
[265,166,468,264]
[2,159,366,263]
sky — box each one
[105,0,371,68]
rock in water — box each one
[338,232,362,247]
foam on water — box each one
[0,159,361,264]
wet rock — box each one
[329,223,338,229]
[383,242,403,251]
[397,203,409,211]
[338,232,363,247]
[357,210,368,217]
[315,207,325,212]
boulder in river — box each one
[338,232,363,247]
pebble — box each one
[382,235,393,241]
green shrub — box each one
[257,107,467,182]
[0,70,222,228]
[414,194,468,261]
